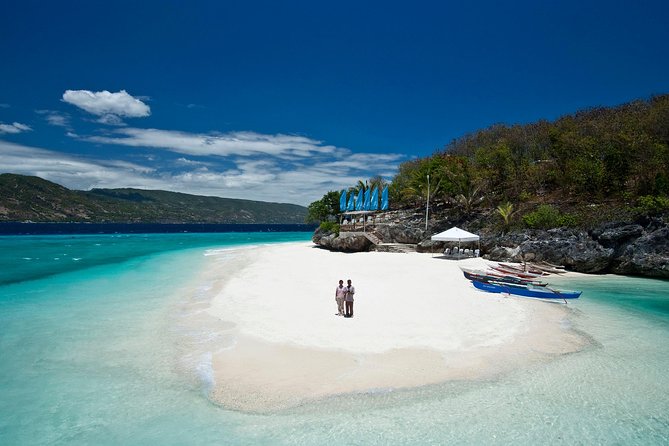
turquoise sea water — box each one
[1,233,668,445]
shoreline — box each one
[181,242,588,412]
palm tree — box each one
[403,169,442,205]
[368,175,387,191]
[356,179,366,191]
[496,202,516,233]
[454,183,484,215]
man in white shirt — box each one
[335,279,347,316]
[344,279,355,318]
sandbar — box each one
[189,242,585,412]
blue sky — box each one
[1,0,668,205]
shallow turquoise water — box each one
[1,235,668,445]
[0,232,310,285]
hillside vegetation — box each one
[310,94,669,230]
[391,94,669,228]
[0,174,307,223]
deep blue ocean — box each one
[0,226,668,445]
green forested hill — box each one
[0,174,307,223]
[387,94,669,227]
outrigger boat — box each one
[460,266,548,287]
[488,264,545,279]
[528,261,567,274]
[498,262,548,276]
[471,279,582,302]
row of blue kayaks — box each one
[460,265,582,301]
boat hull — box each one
[499,262,548,276]
[460,267,548,286]
[489,264,545,279]
[471,279,581,299]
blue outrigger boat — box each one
[471,279,581,301]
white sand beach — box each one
[197,242,586,412]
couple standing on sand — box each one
[335,279,355,318]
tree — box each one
[306,200,330,223]
[321,190,341,215]
[454,183,484,215]
[368,175,387,191]
[305,190,341,223]
[392,157,446,206]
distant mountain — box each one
[0,174,308,223]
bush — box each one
[319,221,340,235]
[635,195,669,216]
[523,204,578,229]
[518,191,532,202]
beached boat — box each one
[527,261,567,274]
[489,264,545,279]
[536,260,566,269]
[460,267,548,287]
[498,262,548,276]
[471,279,582,300]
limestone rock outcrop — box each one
[312,228,372,252]
[481,221,669,278]
[312,209,669,278]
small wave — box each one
[362,387,395,395]
[203,248,236,256]
[215,338,238,352]
[196,331,225,342]
[198,284,213,292]
[73,258,82,261]
[203,245,260,256]
[22,257,32,260]
[192,283,214,300]
[196,352,215,393]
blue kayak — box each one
[471,279,581,300]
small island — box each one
[308,95,669,279]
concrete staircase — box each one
[343,231,383,245]
[363,232,383,245]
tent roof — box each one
[431,227,480,242]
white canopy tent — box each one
[430,227,480,257]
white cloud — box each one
[0,140,159,191]
[36,110,71,127]
[96,114,126,126]
[175,157,210,167]
[1,131,405,205]
[167,164,360,204]
[47,114,69,127]
[62,89,150,125]
[316,153,406,170]
[0,122,31,134]
[83,127,340,158]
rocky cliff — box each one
[313,209,669,279]
[479,220,669,278]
